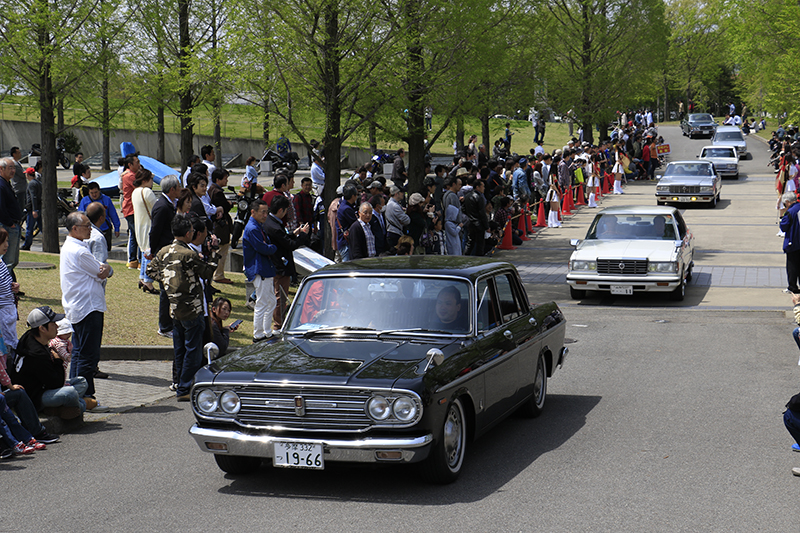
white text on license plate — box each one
[610,285,633,295]
[678,196,691,202]
[274,441,324,469]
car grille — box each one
[667,185,700,194]
[596,259,648,275]
[235,385,373,432]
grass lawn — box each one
[15,250,283,348]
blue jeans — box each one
[3,388,46,437]
[794,328,800,352]
[173,314,206,396]
[0,224,20,277]
[70,311,104,398]
[140,256,154,283]
[0,392,32,446]
[23,211,41,248]
[125,214,140,263]
[40,377,88,413]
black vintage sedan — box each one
[680,113,717,139]
[189,256,568,483]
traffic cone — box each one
[576,185,587,205]
[497,220,516,250]
[602,174,611,194]
[517,213,530,241]
[535,201,547,227]
[526,206,534,234]
[562,186,573,215]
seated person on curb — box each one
[210,297,240,357]
[9,307,89,419]
[0,391,46,458]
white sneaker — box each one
[778,231,786,237]
[792,467,800,476]
[91,404,111,413]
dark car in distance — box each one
[188,256,568,484]
[680,113,717,139]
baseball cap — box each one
[389,185,401,195]
[369,180,382,189]
[27,306,65,329]
[24,167,35,175]
[408,193,425,206]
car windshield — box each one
[285,276,472,334]
[715,132,743,141]
[664,163,713,176]
[702,148,736,158]
[586,213,677,240]
[689,114,713,122]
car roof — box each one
[595,205,679,216]
[310,256,514,282]
[689,113,713,119]
[666,160,713,166]
[700,145,736,152]
[715,126,741,132]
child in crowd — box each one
[48,319,73,385]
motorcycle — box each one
[57,188,77,226]
[29,139,70,170]
[229,185,259,249]
[258,148,299,179]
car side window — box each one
[476,279,498,332]
[495,274,523,323]
[673,212,688,239]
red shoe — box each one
[13,442,35,455]
[26,438,46,451]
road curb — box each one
[102,345,174,360]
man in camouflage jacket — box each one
[147,213,219,400]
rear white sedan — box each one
[699,145,739,178]
[566,206,695,301]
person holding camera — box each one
[147,213,220,401]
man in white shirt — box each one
[310,153,325,194]
[60,212,112,408]
[201,145,217,176]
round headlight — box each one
[367,395,391,420]
[392,397,418,422]
[238,199,249,211]
[219,391,241,414]
[196,389,218,414]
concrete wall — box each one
[0,118,378,169]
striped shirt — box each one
[359,219,376,257]
[0,260,14,308]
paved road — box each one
[6,127,800,531]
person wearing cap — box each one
[512,157,531,203]
[60,212,112,407]
[391,148,408,188]
[385,186,410,249]
[406,192,429,252]
[362,180,383,207]
[9,307,89,418]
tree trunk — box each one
[214,99,222,169]
[262,101,270,149]
[404,0,425,193]
[455,115,464,153]
[480,114,490,156]
[178,0,193,173]
[368,122,377,153]
[157,104,165,163]
[581,121,593,145]
[321,0,341,260]
[39,49,59,253]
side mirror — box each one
[570,239,581,247]
[227,185,236,192]
[204,342,220,365]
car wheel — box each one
[670,274,686,301]
[518,353,548,418]
[569,286,586,299]
[420,398,467,484]
[214,454,261,475]
[733,173,739,180]
[686,265,693,282]
[710,194,718,208]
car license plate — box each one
[273,441,324,469]
[610,285,633,295]
[678,197,691,202]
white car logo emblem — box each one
[618,262,625,271]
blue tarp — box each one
[90,142,180,195]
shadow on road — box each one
[214,393,601,503]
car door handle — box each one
[503,330,513,340]
[529,318,538,327]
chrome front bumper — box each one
[189,424,434,463]
[566,275,681,293]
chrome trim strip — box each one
[189,424,433,464]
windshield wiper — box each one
[300,326,376,338]
[377,328,455,339]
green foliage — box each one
[61,130,82,153]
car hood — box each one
[701,156,737,165]
[689,120,715,126]
[572,239,677,261]
[208,336,459,386]
[659,176,714,186]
